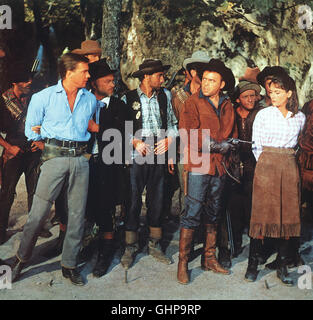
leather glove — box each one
[210,140,236,154]
[203,136,236,154]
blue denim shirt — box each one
[199,90,228,118]
[25,80,98,142]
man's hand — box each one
[31,141,45,152]
[31,125,41,134]
[88,120,99,133]
[133,138,152,156]
[168,158,175,175]
[7,145,23,157]
[154,136,173,155]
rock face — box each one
[120,0,313,106]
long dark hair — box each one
[269,75,299,116]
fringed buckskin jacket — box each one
[179,89,238,175]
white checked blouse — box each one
[252,106,306,161]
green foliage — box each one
[25,0,81,26]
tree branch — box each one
[230,9,267,28]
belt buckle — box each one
[67,141,75,148]
[68,148,76,157]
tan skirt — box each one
[249,147,301,239]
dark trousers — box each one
[125,162,165,231]
[0,150,41,232]
[181,172,227,229]
[85,155,115,233]
[225,178,253,250]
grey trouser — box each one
[17,156,89,268]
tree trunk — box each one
[80,0,103,40]
[101,0,123,94]
[0,0,25,91]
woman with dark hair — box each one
[245,74,306,286]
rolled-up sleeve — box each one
[25,93,45,141]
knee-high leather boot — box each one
[244,238,260,282]
[201,224,230,274]
[177,228,194,285]
[93,232,114,278]
[277,239,294,286]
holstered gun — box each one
[183,170,188,196]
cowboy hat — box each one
[89,58,116,81]
[257,66,289,87]
[239,67,260,83]
[132,59,171,78]
[72,40,102,56]
[183,50,211,70]
[198,58,235,92]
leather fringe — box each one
[249,223,301,238]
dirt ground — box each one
[1,177,313,301]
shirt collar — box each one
[199,89,228,107]
[271,106,293,119]
[100,96,110,108]
[56,79,86,97]
[137,86,157,99]
[184,82,191,94]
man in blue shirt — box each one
[11,53,97,286]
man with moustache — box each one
[84,58,128,277]
[11,53,97,285]
[120,59,178,270]
[177,59,237,284]
[0,62,43,245]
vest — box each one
[125,88,168,135]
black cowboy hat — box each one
[198,58,235,92]
[9,62,35,84]
[89,58,116,81]
[132,59,171,78]
[257,66,289,87]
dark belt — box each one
[44,138,87,149]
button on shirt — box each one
[252,106,306,161]
[122,87,178,138]
[25,80,98,142]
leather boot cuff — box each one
[205,224,217,233]
[149,227,162,240]
[125,231,138,245]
